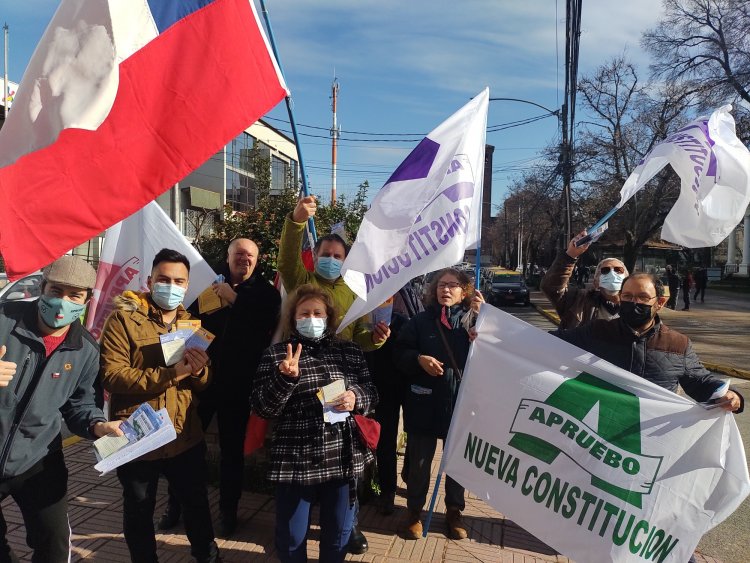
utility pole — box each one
[330,77,340,206]
[561,0,582,246]
[517,203,523,272]
[3,23,8,119]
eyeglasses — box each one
[437,282,462,290]
[600,266,626,275]
[620,293,658,304]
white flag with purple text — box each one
[618,105,750,248]
[338,88,488,332]
[86,201,216,340]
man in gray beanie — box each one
[0,255,122,562]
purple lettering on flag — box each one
[440,181,475,202]
[385,138,440,184]
[677,121,718,177]
[416,182,475,223]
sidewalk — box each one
[2,438,724,562]
[531,288,750,380]
[0,440,566,562]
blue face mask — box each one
[598,271,625,293]
[151,283,186,311]
[296,317,327,339]
[39,296,86,328]
[315,257,343,280]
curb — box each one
[63,435,82,448]
[530,302,750,381]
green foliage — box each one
[313,181,370,244]
[194,145,370,277]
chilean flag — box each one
[0,0,287,279]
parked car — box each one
[0,273,43,304]
[485,272,530,306]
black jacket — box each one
[0,300,106,478]
[394,304,472,438]
[555,316,744,412]
[192,268,281,400]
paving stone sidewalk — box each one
[2,439,723,562]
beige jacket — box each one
[99,291,210,460]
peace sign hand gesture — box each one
[278,343,303,378]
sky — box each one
[2,0,664,214]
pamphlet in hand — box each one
[93,404,177,474]
[159,327,215,366]
[317,380,349,424]
[575,223,609,247]
[198,274,227,314]
[368,297,393,329]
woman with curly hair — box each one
[252,284,377,563]
[394,268,483,541]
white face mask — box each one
[296,317,327,339]
[598,271,625,292]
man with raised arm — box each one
[541,231,629,329]
[278,196,391,554]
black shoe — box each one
[347,526,368,554]
[218,511,238,537]
[157,502,181,530]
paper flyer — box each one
[368,297,393,329]
[93,404,177,473]
[159,327,215,365]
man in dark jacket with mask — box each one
[0,255,123,562]
[541,231,629,329]
[554,273,743,412]
[157,238,281,537]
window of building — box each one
[184,208,218,239]
[271,155,289,194]
[226,169,256,212]
[228,132,255,172]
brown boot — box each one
[404,509,423,540]
[446,507,468,540]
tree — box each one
[575,57,692,271]
[643,0,750,132]
[312,181,370,244]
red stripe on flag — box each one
[0,0,286,279]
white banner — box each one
[442,306,750,563]
[338,88,489,332]
[618,105,750,248]
[86,201,216,339]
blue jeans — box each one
[275,480,355,563]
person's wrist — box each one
[89,420,105,437]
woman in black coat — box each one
[394,268,483,541]
[252,285,377,563]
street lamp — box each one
[488,97,560,119]
[488,96,571,244]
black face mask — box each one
[619,301,653,328]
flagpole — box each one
[474,166,484,291]
[259,0,317,241]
